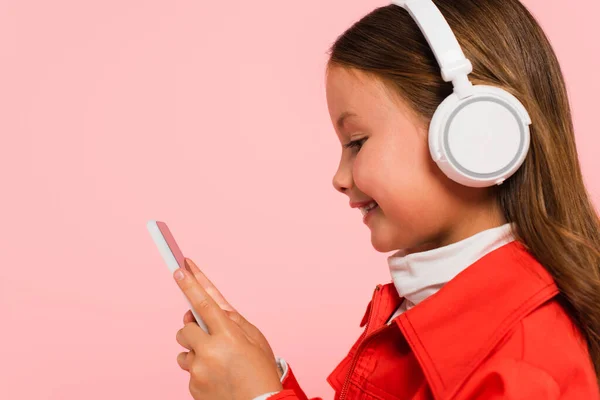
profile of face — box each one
[325,65,500,254]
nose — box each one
[332,160,352,194]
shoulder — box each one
[458,298,599,399]
[519,299,592,376]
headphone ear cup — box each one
[429,85,531,188]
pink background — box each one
[1,0,599,398]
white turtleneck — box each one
[256,222,516,400]
[385,222,516,324]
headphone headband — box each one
[391,0,474,99]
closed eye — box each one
[343,137,367,151]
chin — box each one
[370,230,398,253]
[369,221,418,254]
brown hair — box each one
[326,0,600,384]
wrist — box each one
[278,364,284,379]
[276,360,284,379]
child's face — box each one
[325,65,480,253]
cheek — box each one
[352,152,382,197]
[375,142,448,215]
[352,140,418,201]
[352,135,449,214]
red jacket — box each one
[269,241,599,400]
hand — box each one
[174,258,283,400]
[181,258,281,378]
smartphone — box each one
[146,220,209,333]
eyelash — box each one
[343,137,367,151]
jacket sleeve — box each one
[252,356,323,400]
[466,358,561,399]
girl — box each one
[173,0,600,398]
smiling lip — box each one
[363,204,378,224]
[350,200,376,208]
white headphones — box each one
[391,0,531,187]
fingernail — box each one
[184,258,192,272]
[174,268,185,281]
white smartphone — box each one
[146,220,209,333]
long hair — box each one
[326,0,600,384]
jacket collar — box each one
[361,240,559,399]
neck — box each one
[403,206,507,256]
[387,222,516,310]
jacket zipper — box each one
[338,284,383,400]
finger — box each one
[174,266,228,338]
[177,351,187,370]
[183,309,195,324]
[176,325,194,350]
[184,258,235,312]
[177,350,194,372]
[224,309,253,334]
[179,320,215,352]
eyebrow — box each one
[336,111,357,130]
